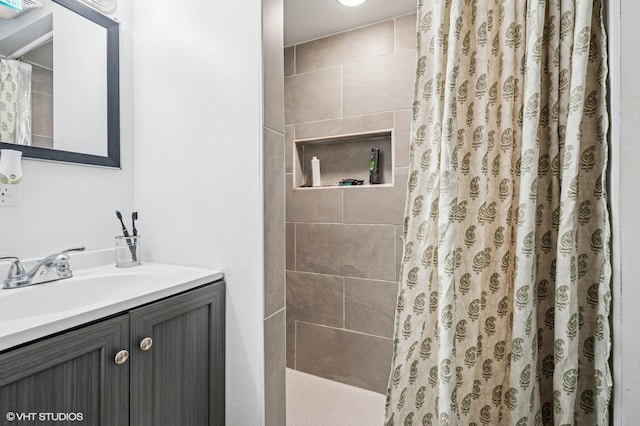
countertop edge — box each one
[0,266,224,353]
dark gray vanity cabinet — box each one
[0,315,130,425]
[130,283,225,426]
[0,281,225,426]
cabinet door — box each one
[130,282,225,426]
[0,315,130,426]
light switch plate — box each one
[0,183,22,206]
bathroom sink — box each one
[0,271,162,322]
[0,261,223,351]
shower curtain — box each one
[386,0,611,425]
[0,58,32,146]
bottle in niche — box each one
[311,156,321,187]
[369,148,380,184]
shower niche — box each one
[293,130,394,189]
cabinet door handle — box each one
[139,337,153,351]
[115,350,129,365]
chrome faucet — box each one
[0,247,85,289]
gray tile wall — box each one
[30,64,53,149]
[263,0,286,423]
[284,13,416,395]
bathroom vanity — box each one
[0,258,225,425]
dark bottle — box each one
[369,148,380,184]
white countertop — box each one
[0,250,223,352]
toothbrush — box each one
[131,211,139,260]
[116,210,137,261]
[132,211,138,236]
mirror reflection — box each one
[0,0,119,167]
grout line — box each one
[341,185,345,224]
[285,64,342,78]
[393,15,397,53]
[392,113,397,185]
[285,13,415,51]
[290,106,416,127]
[293,111,400,127]
[292,223,296,272]
[293,320,297,370]
[340,64,344,118]
[284,268,400,285]
[264,125,285,136]
[342,276,346,329]
[31,90,53,97]
[292,222,399,227]
[292,125,296,181]
[265,306,285,321]
[394,219,398,282]
[293,45,296,75]
[295,320,393,340]
[284,47,416,77]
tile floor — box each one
[286,368,386,425]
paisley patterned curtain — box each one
[385,0,611,424]
[0,58,32,146]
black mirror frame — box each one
[0,0,120,168]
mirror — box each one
[0,0,119,167]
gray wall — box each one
[284,14,416,394]
[29,64,53,149]
[263,0,286,424]
[616,0,640,423]
[23,41,53,149]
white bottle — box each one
[311,156,321,187]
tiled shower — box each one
[24,42,54,149]
[284,14,417,395]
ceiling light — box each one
[338,0,367,6]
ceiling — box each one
[0,1,53,62]
[284,0,417,47]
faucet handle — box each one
[0,256,27,280]
[62,247,86,255]
[55,248,84,279]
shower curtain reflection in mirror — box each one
[0,58,32,146]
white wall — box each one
[0,1,133,259]
[617,1,640,424]
[53,2,107,156]
[131,1,265,425]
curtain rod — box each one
[7,30,52,59]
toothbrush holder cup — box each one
[115,235,141,268]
